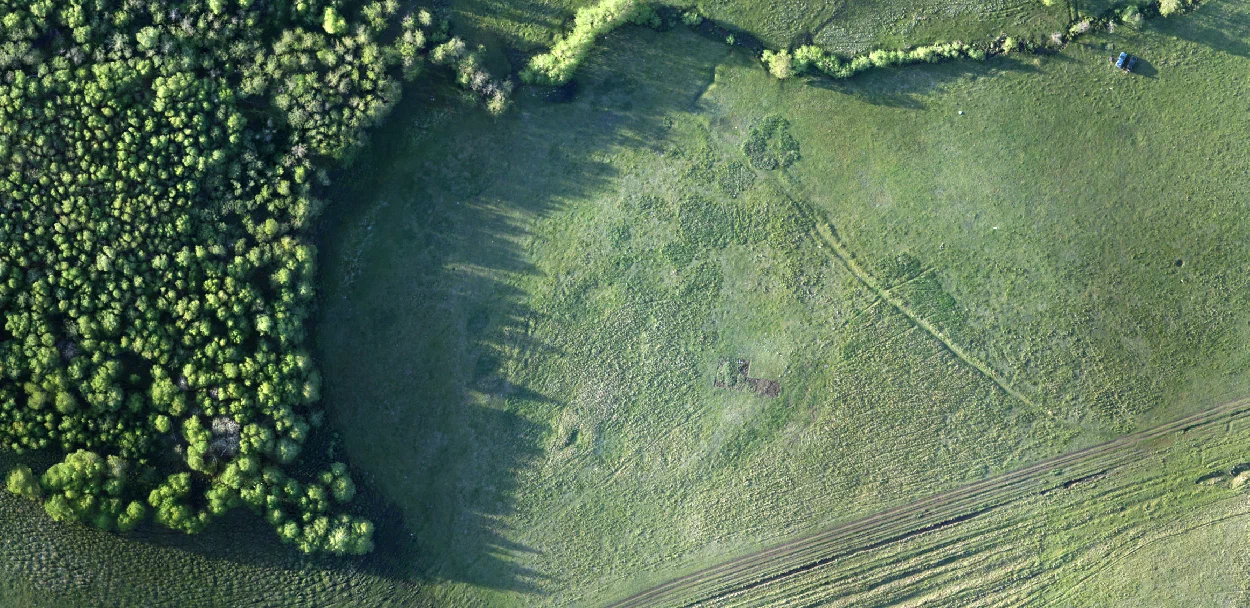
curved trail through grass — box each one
[605,397,1250,607]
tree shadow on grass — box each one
[308,27,733,599]
[1128,56,1160,78]
[804,55,1042,109]
[1160,1,1250,60]
[448,0,574,54]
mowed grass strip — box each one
[608,397,1250,607]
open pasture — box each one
[0,0,1244,605]
[312,1,1250,604]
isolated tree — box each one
[6,466,41,501]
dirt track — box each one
[604,397,1250,607]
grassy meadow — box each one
[1070,502,1250,606]
[311,1,1250,605]
[0,0,1245,605]
[722,1,1250,431]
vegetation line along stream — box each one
[524,0,1206,90]
[605,397,1250,607]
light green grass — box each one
[1067,503,1250,606]
[313,2,1250,605]
[691,400,1250,606]
[719,0,1250,431]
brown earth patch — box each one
[714,358,780,398]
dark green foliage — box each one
[430,37,514,114]
[149,472,209,533]
[743,116,800,171]
[0,0,468,552]
[716,161,756,198]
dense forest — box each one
[0,0,505,553]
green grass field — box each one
[309,1,1250,605]
[1,0,1247,605]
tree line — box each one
[0,0,505,554]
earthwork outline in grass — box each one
[786,190,1061,423]
[722,125,1065,426]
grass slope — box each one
[1069,502,1250,606]
[0,2,1243,605]
[316,28,1071,607]
[314,2,1250,604]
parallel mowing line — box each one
[604,397,1250,607]
[613,444,1116,607]
[682,400,1250,603]
[723,403,1247,604]
[1045,509,1250,606]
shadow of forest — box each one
[308,27,735,599]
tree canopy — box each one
[0,0,503,553]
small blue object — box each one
[1115,52,1128,69]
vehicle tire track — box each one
[603,397,1250,607]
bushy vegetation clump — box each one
[783,41,985,80]
[521,0,660,85]
[1158,0,1195,16]
[0,0,503,553]
[743,116,800,170]
[761,49,794,79]
[39,450,147,532]
[431,37,514,114]
[5,465,40,501]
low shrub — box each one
[743,116,800,171]
[1159,0,1190,16]
[432,38,514,114]
[762,49,795,79]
